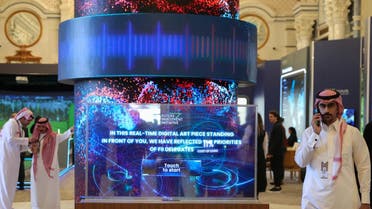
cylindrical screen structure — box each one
[58,0,258,203]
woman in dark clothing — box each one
[256,113,267,195]
[267,111,286,192]
[287,127,298,147]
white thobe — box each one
[31,129,72,209]
[295,119,371,209]
[0,118,29,209]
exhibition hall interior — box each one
[0,0,372,209]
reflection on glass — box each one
[78,103,257,200]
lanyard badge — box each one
[320,161,328,179]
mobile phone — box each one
[313,108,320,126]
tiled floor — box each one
[13,168,302,209]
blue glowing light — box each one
[58,13,257,84]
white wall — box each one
[239,0,297,61]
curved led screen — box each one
[75,0,239,19]
[58,13,257,84]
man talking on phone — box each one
[295,89,371,209]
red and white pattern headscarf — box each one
[15,107,34,120]
[314,89,344,118]
[30,117,57,179]
[314,89,347,182]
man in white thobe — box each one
[29,117,73,209]
[0,108,34,209]
[295,89,370,209]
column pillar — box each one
[325,0,351,40]
[294,17,316,49]
[352,0,361,37]
[60,0,74,22]
[293,0,318,49]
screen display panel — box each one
[79,103,257,200]
[75,0,239,19]
[342,108,356,126]
[0,91,75,179]
[280,68,306,138]
[0,91,74,132]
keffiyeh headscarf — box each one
[15,107,34,120]
[314,89,344,118]
[314,89,347,182]
[31,117,57,179]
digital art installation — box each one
[58,0,258,203]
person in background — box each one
[363,121,372,204]
[267,110,286,192]
[30,115,41,134]
[18,115,42,191]
[0,108,34,209]
[287,127,298,147]
[18,125,29,190]
[29,117,73,209]
[256,113,268,195]
[237,111,256,197]
[6,112,28,190]
[295,89,370,209]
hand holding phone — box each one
[314,109,320,126]
[312,108,321,134]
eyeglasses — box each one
[318,102,337,109]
